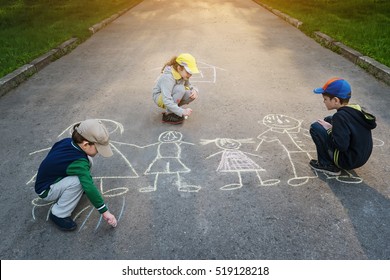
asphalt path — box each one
[0,0,389,260]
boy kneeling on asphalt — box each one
[34,119,117,231]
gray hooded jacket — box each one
[152,66,196,116]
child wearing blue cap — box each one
[152,53,200,124]
[309,78,376,175]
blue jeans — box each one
[310,116,335,166]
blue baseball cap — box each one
[313,78,351,99]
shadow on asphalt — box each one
[317,173,390,259]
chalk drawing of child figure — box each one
[201,138,280,190]
[27,119,138,231]
[140,131,201,193]
[256,114,319,186]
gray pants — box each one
[43,176,83,218]
[172,84,193,107]
[154,84,195,115]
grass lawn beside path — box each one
[0,0,143,78]
[253,0,390,68]
[1,0,389,79]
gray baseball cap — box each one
[75,119,113,157]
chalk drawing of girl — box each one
[140,131,201,193]
[201,138,280,190]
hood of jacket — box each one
[338,104,377,130]
[162,65,182,80]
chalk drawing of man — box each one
[256,114,318,186]
[256,114,372,186]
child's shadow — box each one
[323,176,390,259]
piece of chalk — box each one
[184,116,188,119]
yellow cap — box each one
[176,53,199,74]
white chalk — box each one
[184,116,188,119]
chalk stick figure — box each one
[201,138,279,190]
[256,114,371,185]
[140,131,201,193]
[256,114,318,186]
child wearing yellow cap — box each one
[152,53,200,124]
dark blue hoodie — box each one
[329,105,376,170]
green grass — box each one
[1,1,389,79]
[253,0,390,67]
[0,0,143,78]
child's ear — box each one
[80,140,90,148]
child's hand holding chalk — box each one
[103,211,118,228]
[183,108,192,118]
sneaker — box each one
[309,159,341,176]
[162,113,184,124]
[49,212,77,231]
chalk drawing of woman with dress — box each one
[201,138,280,190]
[140,131,201,193]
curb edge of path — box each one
[1,2,389,98]
[255,1,390,86]
[0,6,135,98]
[0,38,79,98]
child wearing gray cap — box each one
[34,119,117,231]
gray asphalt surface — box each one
[0,0,389,260]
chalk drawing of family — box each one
[27,116,385,229]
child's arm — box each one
[160,76,184,116]
[182,108,192,116]
[67,159,110,214]
[189,88,198,100]
[185,80,199,100]
[317,119,332,130]
[206,151,223,159]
